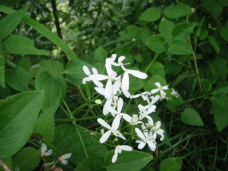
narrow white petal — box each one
[118,56,125,63]
[159,133,164,141]
[83,66,90,75]
[62,153,72,159]
[117,98,123,113]
[128,70,148,79]
[151,95,160,104]
[41,143,47,153]
[111,54,117,62]
[121,86,131,98]
[100,130,111,143]
[95,87,105,96]
[151,89,159,94]
[103,99,112,115]
[122,114,131,123]
[156,121,161,128]
[62,159,68,165]
[92,68,98,74]
[105,79,112,99]
[138,142,146,149]
[120,145,133,151]
[90,74,108,81]
[155,82,161,88]
[45,149,52,156]
[146,105,156,114]
[113,79,121,95]
[147,141,156,151]
[112,151,118,163]
[116,131,126,140]
[163,85,169,90]
[122,72,129,91]
[108,107,118,115]
[97,118,111,129]
[112,115,121,130]
[131,94,141,98]
[82,77,90,84]
[93,80,104,88]
[135,128,145,139]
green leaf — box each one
[18,57,31,72]
[129,71,144,91]
[167,93,183,112]
[0,6,29,40]
[146,35,165,53]
[65,59,94,85]
[158,18,175,45]
[138,7,161,22]
[119,25,140,41]
[201,79,212,92]
[147,61,165,78]
[168,39,193,55]
[0,91,44,158]
[208,36,220,53]
[163,3,191,19]
[220,23,228,42]
[104,150,152,171]
[94,46,108,62]
[143,75,171,100]
[159,157,182,171]
[0,42,5,88]
[74,157,105,171]
[5,66,30,92]
[35,71,67,111]
[13,147,41,171]
[38,59,65,76]
[4,34,50,55]
[0,5,77,59]
[33,106,55,142]
[210,95,228,132]
[181,108,204,126]
[195,16,206,37]
[172,22,196,41]
[0,157,13,171]
[53,124,108,165]
[140,27,152,45]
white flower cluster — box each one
[82,54,178,163]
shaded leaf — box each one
[140,27,152,45]
[208,36,220,54]
[146,35,165,53]
[147,61,165,78]
[119,25,140,41]
[38,59,65,76]
[158,18,175,45]
[163,3,191,19]
[181,108,204,126]
[74,157,105,171]
[94,46,108,62]
[168,39,193,55]
[201,79,212,92]
[167,93,183,112]
[139,7,161,22]
[0,42,5,88]
[0,91,43,158]
[172,22,195,41]
[159,157,182,171]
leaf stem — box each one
[145,53,160,73]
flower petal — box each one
[45,149,52,156]
[163,85,169,90]
[112,115,121,130]
[118,56,125,63]
[121,86,131,98]
[83,66,90,75]
[93,80,104,88]
[113,79,121,95]
[155,82,161,88]
[151,95,160,104]
[95,87,105,96]
[122,113,131,123]
[135,128,145,139]
[122,72,129,91]
[100,130,111,143]
[116,131,126,140]
[90,74,108,81]
[117,98,123,113]
[62,159,68,165]
[112,151,118,163]
[151,89,159,94]
[138,142,146,149]
[105,79,112,99]
[108,107,118,115]
[120,145,133,151]
[128,70,148,79]
[41,143,47,153]
[97,118,111,129]
[62,153,72,159]
[146,105,156,114]
[147,141,156,151]
[103,99,112,115]
[92,68,98,74]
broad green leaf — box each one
[33,106,56,142]
[0,6,29,40]
[163,3,191,19]
[119,25,140,41]
[4,34,50,55]
[65,59,94,85]
[38,59,65,76]
[167,93,183,112]
[35,71,67,111]
[53,124,108,165]
[208,36,220,53]
[0,5,77,59]
[164,61,183,75]
[210,95,228,132]
[129,73,144,91]
[172,22,196,40]
[18,57,31,72]
[74,157,105,171]
[168,39,193,55]
[104,150,152,171]
[201,79,212,92]
[0,85,11,99]
[142,166,155,171]
[138,7,161,22]
[13,147,41,171]
[5,66,30,92]
[181,108,204,126]
[195,16,206,37]
[140,27,152,45]
[158,18,175,45]
[0,91,44,158]
[159,157,182,171]
[0,42,5,88]
[147,61,165,78]
[134,54,143,63]
[146,35,165,53]
[94,46,108,62]
[143,75,171,100]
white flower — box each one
[129,114,143,125]
[151,82,169,97]
[171,88,179,98]
[97,118,126,143]
[60,153,72,165]
[135,128,156,151]
[131,91,151,101]
[151,121,164,141]
[41,143,52,156]
[138,104,155,120]
[112,145,133,163]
